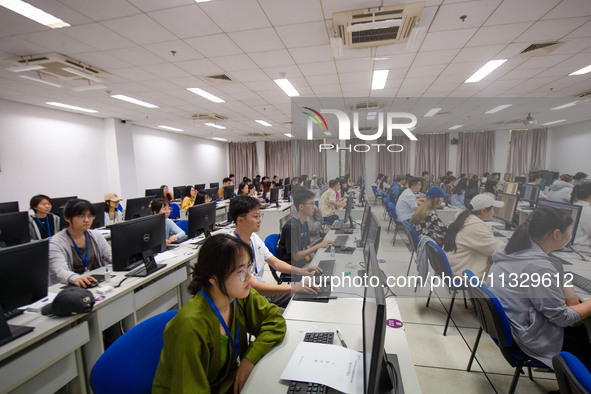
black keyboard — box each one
[333,235,348,247]
[566,272,591,293]
[330,221,343,230]
[293,261,334,302]
[3,308,24,321]
[317,260,335,277]
[286,333,334,394]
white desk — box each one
[437,206,461,226]
[258,202,292,241]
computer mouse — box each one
[86,281,99,288]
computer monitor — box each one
[360,202,372,240]
[0,212,30,247]
[187,202,217,238]
[0,239,49,346]
[284,177,290,187]
[365,212,381,253]
[145,188,164,199]
[283,184,292,202]
[124,196,154,221]
[514,176,526,184]
[223,186,234,200]
[269,187,280,207]
[195,184,206,192]
[91,202,105,229]
[210,182,219,189]
[203,188,218,200]
[110,214,166,274]
[253,181,261,192]
[343,195,354,227]
[537,200,582,245]
[304,180,312,189]
[278,178,284,187]
[0,201,19,214]
[493,193,519,229]
[363,244,396,394]
[520,184,540,206]
[173,186,186,200]
[503,181,519,195]
[49,196,77,217]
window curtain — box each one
[507,128,547,176]
[344,138,365,182]
[456,131,495,176]
[228,142,258,182]
[265,140,292,179]
[414,133,449,180]
[376,136,410,178]
[291,139,326,178]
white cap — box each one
[470,194,504,211]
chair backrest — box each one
[175,219,188,234]
[371,185,378,196]
[553,351,591,394]
[91,310,178,394]
[264,234,280,256]
[425,240,454,278]
[386,201,396,219]
[401,220,419,251]
[168,203,180,219]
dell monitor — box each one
[520,184,540,207]
[195,184,206,192]
[0,212,30,248]
[0,201,19,214]
[145,188,164,199]
[0,239,49,346]
[223,186,235,201]
[283,184,292,202]
[49,196,77,219]
[110,214,166,276]
[537,200,582,245]
[203,188,218,201]
[364,212,382,253]
[210,182,219,189]
[359,202,372,244]
[173,186,186,200]
[503,181,520,195]
[343,195,354,228]
[187,202,217,239]
[493,193,519,229]
[91,202,105,229]
[124,196,153,221]
[269,187,280,207]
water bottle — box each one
[330,245,335,257]
[105,267,111,283]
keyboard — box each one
[3,308,24,321]
[566,272,591,293]
[333,235,348,247]
[335,228,354,235]
[317,260,335,277]
[293,261,334,302]
[286,332,334,394]
[216,220,232,227]
[330,221,343,230]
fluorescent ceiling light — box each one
[347,19,402,33]
[7,64,45,72]
[448,125,463,130]
[0,0,70,28]
[284,133,293,138]
[551,101,578,110]
[61,67,102,83]
[195,0,211,2]
[465,59,507,83]
[371,69,389,90]
[205,122,226,129]
[485,104,512,114]
[255,120,272,127]
[186,87,225,103]
[213,137,228,142]
[19,75,61,87]
[542,119,566,126]
[158,125,183,132]
[424,108,441,117]
[274,78,300,97]
[569,64,591,76]
[46,102,97,113]
[72,84,107,92]
[111,94,158,108]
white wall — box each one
[493,129,511,174]
[547,119,591,175]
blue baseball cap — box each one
[426,186,449,199]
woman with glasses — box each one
[153,233,286,394]
[48,199,112,288]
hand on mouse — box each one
[74,275,98,288]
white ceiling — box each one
[0,0,590,141]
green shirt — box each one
[152,288,286,394]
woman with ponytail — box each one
[571,183,591,252]
[488,207,591,369]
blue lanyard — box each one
[295,215,307,248]
[200,289,240,366]
[34,214,51,237]
[234,232,257,274]
[66,229,88,268]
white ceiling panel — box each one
[184,34,242,58]
[288,45,334,64]
[412,49,460,66]
[56,0,142,22]
[428,0,501,32]
[142,63,192,79]
[228,68,269,82]
[250,50,294,68]
[228,28,285,53]
[257,0,324,26]
[175,58,224,76]
[485,0,560,26]
[100,15,177,45]
[111,67,159,82]
[149,5,222,38]
[421,28,477,51]
[143,40,204,63]
[275,21,329,49]
[453,45,506,63]
[27,0,93,25]
[542,0,591,20]
[467,23,532,47]
[298,61,338,77]
[19,30,90,55]
[0,36,50,57]
[199,0,271,32]
[515,17,589,43]
[60,23,135,51]
[126,0,194,13]
[103,46,167,67]
[210,54,259,71]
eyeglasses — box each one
[76,215,96,221]
[236,262,256,282]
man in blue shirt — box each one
[388,176,404,202]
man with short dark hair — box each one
[272,175,279,187]
[420,171,431,193]
[319,179,346,224]
[228,174,235,186]
[218,177,232,200]
[388,176,404,202]
[396,177,424,221]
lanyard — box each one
[234,232,257,274]
[200,289,240,366]
[34,214,51,237]
[295,215,307,248]
[66,229,89,268]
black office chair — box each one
[553,351,591,394]
[401,220,419,276]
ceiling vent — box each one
[202,73,235,85]
[191,113,227,122]
[244,132,271,137]
[349,101,385,111]
[494,119,523,125]
[333,2,424,49]
[7,52,108,80]
[575,90,591,99]
[519,42,564,57]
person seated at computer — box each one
[547,174,574,203]
[150,199,186,244]
[29,194,61,240]
[450,178,469,209]
[396,177,425,222]
[465,175,480,200]
[375,173,384,186]
[573,172,588,185]
[218,177,232,200]
[481,172,489,184]
[378,175,390,196]
[242,176,251,185]
[409,187,448,245]
[48,199,111,288]
[319,179,346,224]
[278,188,334,268]
[160,185,173,201]
[420,171,431,193]
[261,181,273,202]
[236,182,250,196]
[442,194,504,278]
[310,174,318,188]
[247,184,258,198]
[482,180,499,198]
[152,234,286,394]
[104,192,123,226]
[194,193,213,205]
[271,175,279,187]
[290,177,299,189]
[229,173,235,186]
[527,173,548,199]
[571,183,591,253]
[339,177,350,195]
[441,176,456,202]
[180,186,196,210]
[388,176,404,202]
[488,207,591,370]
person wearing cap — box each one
[104,192,123,225]
[409,187,449,245]
[442,194,505,278]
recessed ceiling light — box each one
[465,59,507,83]
[255,120,272,127]
[551,101,578,110]
[485,104,512,114]
[19,75,61,87]
[569,64,591,76]
[61,67,102,83]
[274,78,300,97]
[195,0,211,2]
[542,119,566,126]
[158,125,183,132]
[186,87,225,103]
[448,125,463,130]
[284,133,293,138]
[0,0,70,28]
[424,108,441,117]
[205,122,226,129]
[371,69,389,90]
[46,102,98,113]
[111,94,158,108]
[212,137,228,142]
[7,64,45,72]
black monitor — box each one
[0,201,19,214]
[283,184,292,202]
[145,188,164,199]
[0,239,49,346]
[124,196,153,221]
[284,177,290,186]
[514,176,526,184]
[520,184,540,206]
[343,195,354,227]
[270,187,280,207]
[503,181,519,195]
[210,182,219,189]
[91,202,105,229]
[172,186,185,200]
[365,212,381,253]
[203,188,218,201]
[304,180,312,189]
[493,193,519,229]
[360,202,372,240]
[195,184,206,192]
[110,214,166,275]
[278,178,284,187]
[253,181,261,191]
[537,200,582,245]
[187,202,217,238]
[49,196,77,217]
[223,186,234,200]
[0,212,30,247]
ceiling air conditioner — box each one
[333,2,424,49]
[191,113,227,122]
[7,52,108,81]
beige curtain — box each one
[376,136,410,178]
[291,139,326,178]
[344,138,365,182]
[265,140,292,179]
[229,142,258,181]
[507,128,548,176]
[457,131,495,175]
[414,133,449,180]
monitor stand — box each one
[0,305,34,347]
[380,353,405,394]
[125,250,164,277]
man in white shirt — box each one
[396,177,425,221]
[319,179,346,224]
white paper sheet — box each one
[154,251,177,262]
[23,291,58,313]
[182,235,205,245]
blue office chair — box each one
[553,351,591,394]
[175,219,188,234]
[168,203,180,220]
[464,270,546,394]
[371,185,384,205]
[265,234,292,284]
[91,310,178,394]
[401,220,420,276]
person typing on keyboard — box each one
[488,207,591,370]
[229,195,323,308]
